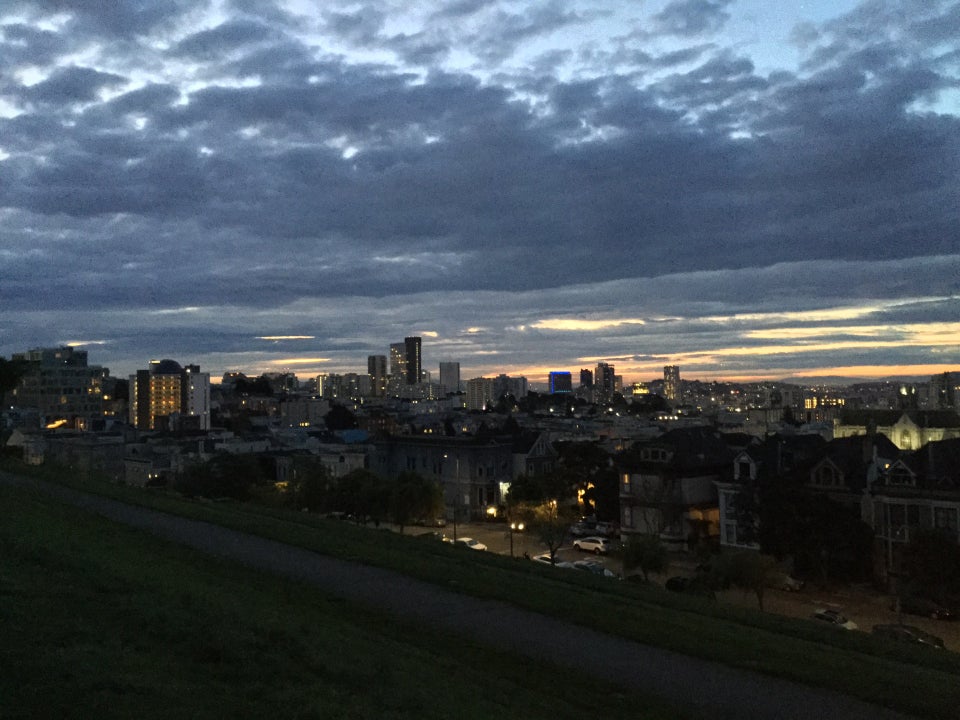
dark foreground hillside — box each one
[0,482,677,720]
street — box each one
[412,519,960,653]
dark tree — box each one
[390,472,444,534]
[174,453,268,501]
[622,534,667,581]
[334,468,390,525]
[0,356,27,397]
[289,456,334,512]
[900,528,960,607]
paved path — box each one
[3,472,916,720]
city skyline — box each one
[1,1,958,383]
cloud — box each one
[652,0,734,37]
[0,0,957,382]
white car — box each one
[811,608,858,630]
[572,536,611,554]
[456,537,487,551]
[572,560,617,578]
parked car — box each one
[530,552,558,565]
[766,572,805,592]
[415,530,448,542]
[872,624,944,649]
[572,560,617,578]
[572,536,611,554]
[569,522,594,537]
[593,521,619,537]
[456,537,487,551]
[897,596,955,621]
[811,608,858,630]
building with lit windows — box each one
[664,366,681,403]
[465,377,495,410]
[404,336,422,384]
[7,346,106,429]
[595,362,616,401]
[129,360,210,431]
[367,355,387,397]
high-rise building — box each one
[404,336,421,384]
[664,365,681,403]
[439,361,460,393]
[931,371,959,410]
[595,362,615,401]
[465,377,495,410]
[389,342,406,382]
[579,369,593,387]
[548,371,572,394]
[130,359,210,430]
[8,346,106,428]
[367,355,387,397]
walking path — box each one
[3,472,916,720]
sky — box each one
[1,0,958,387]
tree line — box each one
[174,454,443,533]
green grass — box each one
[0,481,681,720]
[5,458,960,719]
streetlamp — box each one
[509,521,524,558]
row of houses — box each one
[619,420,960,587]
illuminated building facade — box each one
[7,346,105,428]
[367,355,387,396]
[404,336,422,384]
[664,365,681,403]
[465,377,495,410]
[130,360,210,430]
[595,362,616,401]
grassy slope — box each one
[0,481,681,720]
[4,460,960,719]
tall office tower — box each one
[664,365,681,403]
[548,371,572,394]
[8,346,106,427]
[367,355,387,396]
[130,359,210,430]
[389,342,406,383]
[579,368,593,387]
[465,377,495,410]
[595,362,615,401]
[439,361,460,393]
[404,336,422,384]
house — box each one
[715,434,826,550]
[618,427,734,550]
[866,437,960,587]
[371,435,515,520]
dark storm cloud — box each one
[653,0,734,37]
[0,23,67,68]
[170,19,283,61]
[5,0,205,37]
[467,1,587,62]
[429,0,496,21]
[0,0,958,379]
[23,65,126,105]
[323,6,387,46]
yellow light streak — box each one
[532,318,646,331]
[256,335,315,340]
[267,357,331,365]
